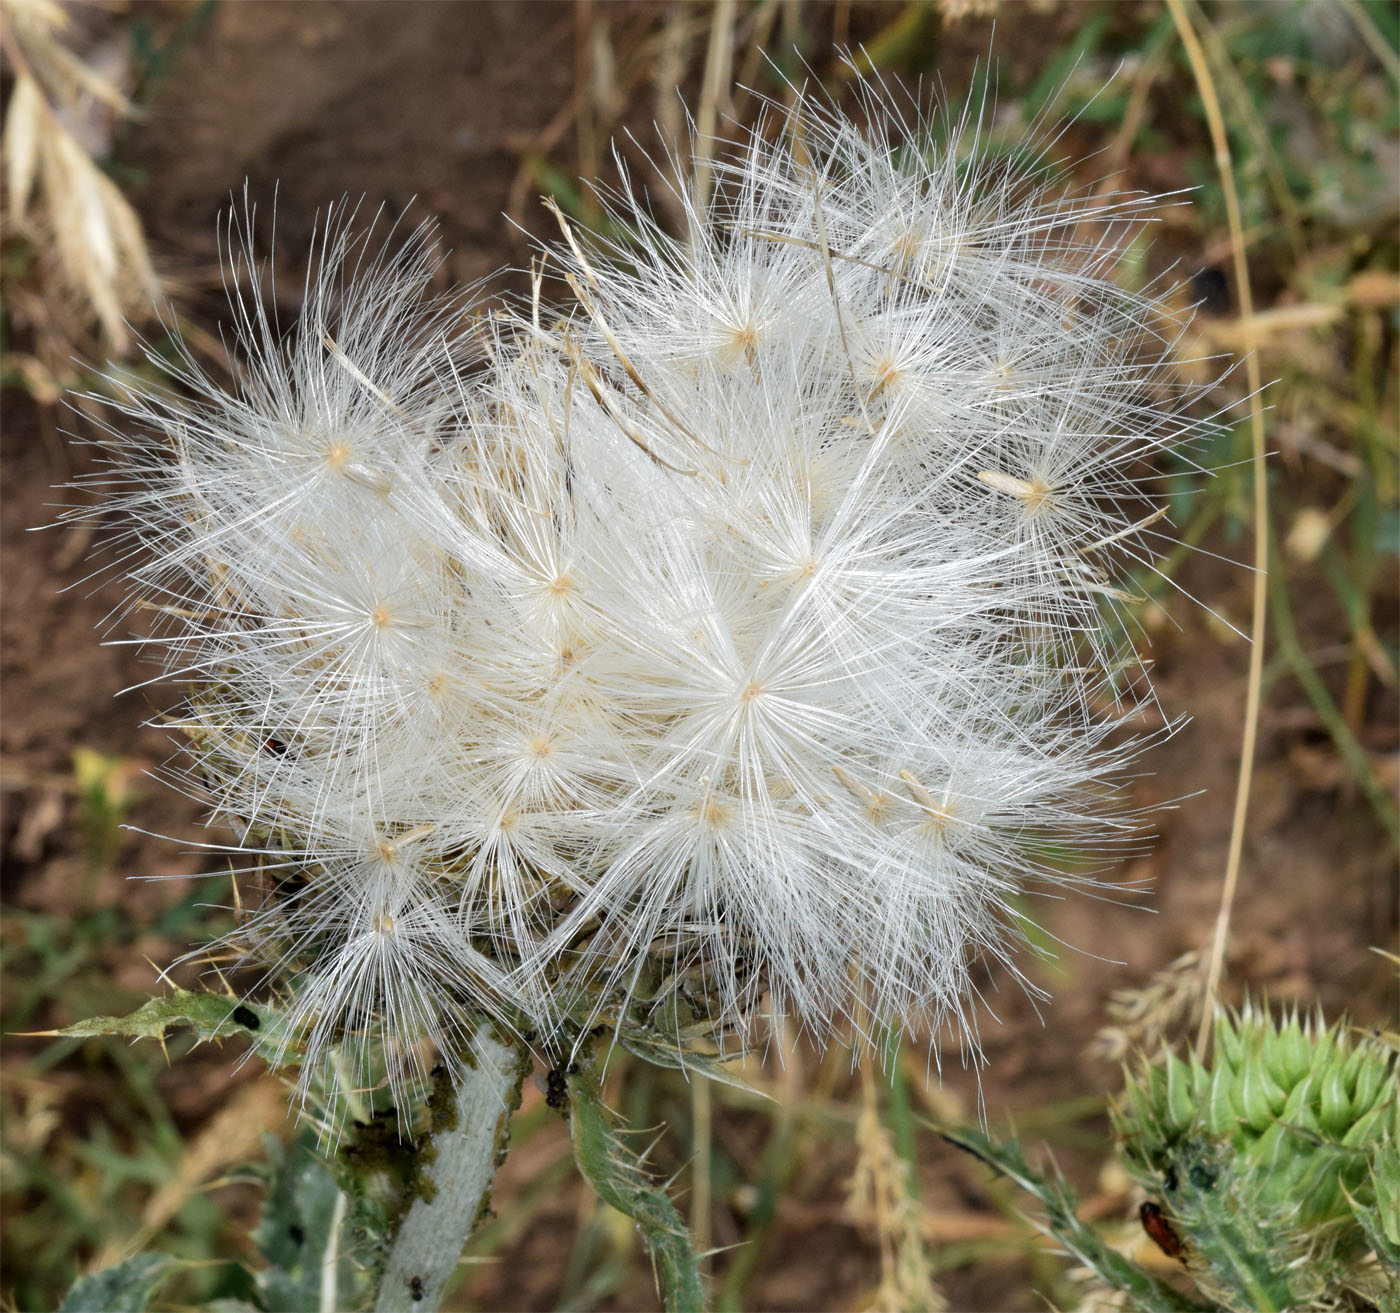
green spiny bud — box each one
[1111,1001,1399,1313]
[1234,1056,1287,1132]
[1352,1045,1391,1113]
[1320,1057,1354,1135]
[1204,1058,1236,1136]
[1269,1015,1312,1088]
[1164,1052,1195,1133]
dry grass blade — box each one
[848,1066,945,1313]
[693,0,737,222]
[3,0,133,114]
[1165,0,1271,1062]
[93,1077,291,1270]
[4,73,45,219]
[44,127,159,349]
[1,0,159,353]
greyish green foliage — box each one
[936,1125,1211,1313]
[1114,1005,1400,1312]
[58,1253,176,1313]
[253,1134,366,1313]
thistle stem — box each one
[568,1052,707,1313]
[373,1025,531,1313]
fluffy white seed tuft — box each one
[82,84,1214,1107]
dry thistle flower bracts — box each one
[85,83,1211,1108]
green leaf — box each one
[935,1125,1211,1313]
[58,1253,174,1313]
[36,988,293,1067]
[253,1133,361,1313]
[1022,9,1111,112]
[618,1030,763,1101]
[569,1063,707,1313]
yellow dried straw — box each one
[693,0,738,222]
[689,0,736,1268]
[1164,0,1270,1061]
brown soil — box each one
[3,4,1396,1312]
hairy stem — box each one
[373,1025,531,1313]
[569,1053,707,1313]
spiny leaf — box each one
[937,1124,1212,1313]
[569,1062,707,1313]
[29,988,293,1067]
[618,1029,764,1101]
[58,1253,174,1313]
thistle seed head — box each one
[82,83,1217,1110]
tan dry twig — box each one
[1164,0,1271,1062]
[693,0,738,223]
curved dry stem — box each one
[1165,0,1270,1061]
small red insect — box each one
[1139,1201,1185,1259]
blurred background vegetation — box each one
[1,2,1396,1310]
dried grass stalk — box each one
[2,0,159,353]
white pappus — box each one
[80,79,1216,1110]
